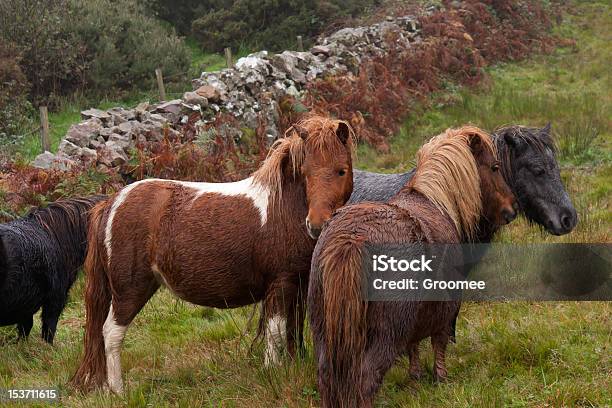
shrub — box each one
[190,0,380,52]
[70,0,191,92]
[0,0,84,106]
[0,0,190,105]
[0,38,34,144]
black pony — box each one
[350,124,577,237]
[0,196,105,344]
[348,124,577,378]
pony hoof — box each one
[433,369,448,383]
[409,370,421,380]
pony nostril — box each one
[560,213,572,230]
[503,208,517,224]
[306,219,312,230]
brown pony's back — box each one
[308,126,515,407]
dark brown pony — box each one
[71,115,355,393]
[308,127,516,407]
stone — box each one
[118,121,142,135]
[80,147,98,162]
[108,133,131,149]
[32,152,61,170]
[32,151,75,171]
[134,102,150,120]
[272,52,298,74]
[135,101,150,113]
[89,139,103,149]
[183,91,208,107]
[148,113,167,124]
[291,67,306,84]
[58,139,82,156]
[235,55,271,76]
[32,151,76,171]
[99,127,112,139]
[285,85,300,98]
[154,99,183,115]
[310,45,331,57]
[247,50,269,59]
[108,107,136,121]
[195,85,222,103]
[65,118,102,147]
[103,141,129,167]
[81,108,111,121]
[110,113,127,125]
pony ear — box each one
[292,125,309,141]
[336,122,350,145]
[469,133,484,154]
[541,122,552,135]
[503,131,519,148]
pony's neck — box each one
[268,173,309,229]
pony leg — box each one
[431,333,450,381]
[408,342,422,379]
[16,315,33,340]
[41,295,67,344]
[104,275,159,394]
[262,280,297,365]
[359,339,398,408]
[286,280,307,358]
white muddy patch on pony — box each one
[264,315,287,366]
[104,177,270,265]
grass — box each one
[1,1,611,407]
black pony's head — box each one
[495,124,577,235]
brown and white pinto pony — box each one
[308,127,517,407]
[71,116,355,393]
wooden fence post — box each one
[297,35,304,52]
[39,106,50,153]
[225,47,233,68]
[155,68,166,101]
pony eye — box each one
[532,167,545,176]
[338,169,346,176]
[491,164,499,172]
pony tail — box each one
[317,236,368,407]
[70,202,111,391]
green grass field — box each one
[1,2,610,407]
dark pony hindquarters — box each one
[0,195,106,344]
[70,201,112,391]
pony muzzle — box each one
[306,215,328,239]
[548,206,578,235]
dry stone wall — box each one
[33,15,421,171]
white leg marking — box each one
[264,315,286,366]
[103,304,128,394]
